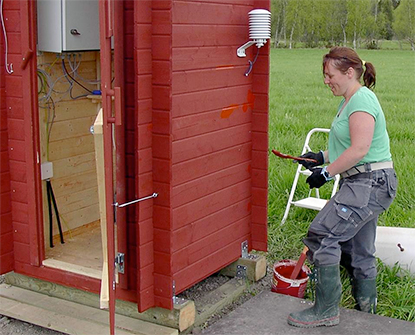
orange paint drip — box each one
[242,102,254,113]
[243,90,255,112]
[221,90,255,118]
[216,65,235,70]
[221,104,239,118]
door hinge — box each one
[115,252,125,274]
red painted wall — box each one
[1,0,269,313]
[150,0,270,309]
[0,6,14,273]
[133,0,157,312]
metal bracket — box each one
[237,40,256,57]
[172,280,186,305]
[236,265,247,279]
[241,240,249,259]
[241,240,258,260]
[115,252,125,274]
[114,193,158,208]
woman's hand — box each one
[296,151,324,169]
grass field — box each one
[267,48,415,321]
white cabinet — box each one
[37,0,100,53]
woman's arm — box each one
[326,112,375,176]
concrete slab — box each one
[201,290,414,335]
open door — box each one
[98,0,126,333]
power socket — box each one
[41,162,53,180]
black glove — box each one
[296,151,324,169]
[306,167,329,189]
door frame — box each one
[15,0,127,288]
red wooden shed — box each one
[0,0,269,322]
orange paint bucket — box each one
[271,260,311,298]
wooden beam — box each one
[4,272,195,332]
[220,254,267,282]
[0,283,178,335]
[92,108,109,309]
[193,278,247,328]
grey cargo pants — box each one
[304,168,397,279]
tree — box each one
[346,0,372,49]
[338,0,350,46]
[301,0,326,47]
[378,0,395,40]
[272,0,288,47]
[285,0,302,49]
[393,0,415,50]
[367,0,381,41]
[269,0,411,48]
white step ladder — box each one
[281,128,340,224]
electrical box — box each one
[37,0,100,53]
[41,162,53,180]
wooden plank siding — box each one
[122,0,140,300]
[35,52,101,236]
[151,0,174,311]
[0,22,14,274]
[170,0,268,292]
[150,0,269,307]
[1,0,28,274]
[135,0,157,312]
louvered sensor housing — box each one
[237,9,271,57]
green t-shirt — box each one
[328,86,392,164]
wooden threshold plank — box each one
[0,284,178,335]
[4,273,193,332]
[0,295,134,335]
[42,259,102,279]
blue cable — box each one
[244,48,260,77]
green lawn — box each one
[267,48,415,321]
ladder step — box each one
[292,197,328,211]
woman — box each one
[288,47,397,328]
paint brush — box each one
[271,149,317,163]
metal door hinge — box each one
[115,252,125,274]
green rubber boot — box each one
[352,278,377,313]
[287,264,341,328]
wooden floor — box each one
[44,221,103,279]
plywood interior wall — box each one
[37,51,101,241]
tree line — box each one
[271,0,415,50]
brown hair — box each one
[323,47,376,89]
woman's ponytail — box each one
[363,62,376,89]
